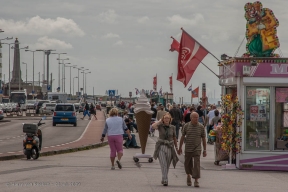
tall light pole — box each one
[51,53,67,90]
[73,77,78,97]
[65,64,76,99]
[60,62,70,92]
[81,71,91,95]
[80,69,89,96]
[57,58,69,92]
[11,45,29,90]
[25,50,39,96]
[2,37,14,96]
[22,62,27,84]
[73,67,84,97]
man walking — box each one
[81,101,91,120]
[178,112,207,188]
[169,103,182,140]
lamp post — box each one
[1,37,14,96]
[51,53,67,90]
[22,62,27,84]
[36,49,56,93]
[73,77,78,96]
[81,71,91,95]
[57,58,69,92]
[73,67,84,96]
[60,62,70,92]
[11,45,29,90]
[65,64,76,99]
[25,50,39,95]
[80,69,89,96]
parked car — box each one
[96,103,101,110]
[0,109,4,120]
[52,103,77,126]
[74,103,80,112]
[35,100,50,114]
[26,100,37,109]
[39,103,56,114]
[78,103,85,113]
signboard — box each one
[250,105,267,121]
[129,92,132,97]
[47,85,51,91]
[276,88,288,103]
[108,90,115,96]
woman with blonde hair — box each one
[101,108,132,170]
[152,112,179,186]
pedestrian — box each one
[156,105,167,121]
[101,108,132,170]
[178,112,207,188]
[152,112,179,186]
[169,103,182,141]
[196,105,205,125]
[151,104,157,119]
[89,103,97,120]
[81,101,91,120]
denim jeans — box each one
[83,110,90,117]
[123,134,137,147]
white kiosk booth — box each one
[219,57,288,171]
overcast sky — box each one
[0,0,287,103]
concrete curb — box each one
[0,141,108,161]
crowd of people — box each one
[101,100,222,188]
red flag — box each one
[177,29,209,87]
[153,75,157,91]
[169,76,173,93]
[192,87,199,98]
[170,37,180,52]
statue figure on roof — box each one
[243,1,280,57]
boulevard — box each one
[0,116,89,155]
[0,125,288,192]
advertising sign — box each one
[250,105,267,121]
[276,88,288,103]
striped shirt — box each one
[182,122,205,152]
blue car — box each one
[53,103,77,127]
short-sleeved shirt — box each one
[157,123,176,141]
[182,122,205,152]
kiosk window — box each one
[245,87,270,151]
[274,88,288,150]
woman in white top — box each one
[101,108,131,170]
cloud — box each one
[97,9,118,24]
[167,13,204,26]
[113,40,123,46]
[0,16,85,36]
[33,36,73,50]
[137,16,149,23]
[102,33,120,39]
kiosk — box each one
[219,57,288,171]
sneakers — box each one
[163,181,168,186]
[111,166,115,170]
[187,175,192,186]
[116,160,122,169]
[194,181,200,187]
[134,146,141,149]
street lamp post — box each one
[11,45,29,90]
[57,58,69,92]
[25,50,35,95]
[82,71,91,95]
[73,67,84,97]
[51,53,67,90]
[73,77,78,96]
[22,62,27,84]
[2,37,14,96]
[36,49,56,93]
[80,69,89,96]
[65,64,76,99]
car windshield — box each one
[55,105,74,111]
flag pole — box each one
[198,59,219,78]
[191,84,192,105]
[181,27,235,75]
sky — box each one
[0,0,287,103]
